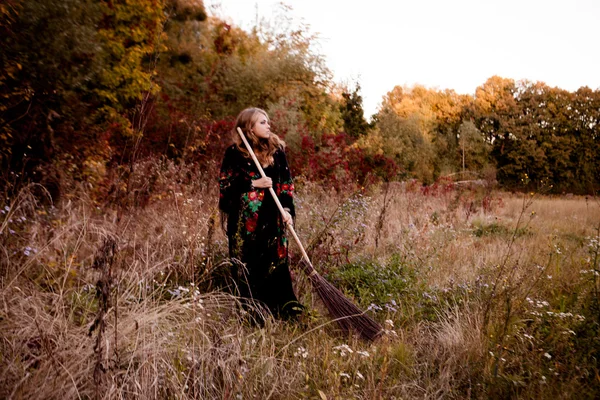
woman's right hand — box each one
[252,177,272,188]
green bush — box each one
[327,255,416,308]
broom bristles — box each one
[308,272,383,342]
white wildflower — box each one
[333,344,354,357]
[356,350,370,358]
[293,346,309,359]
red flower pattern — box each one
[277,242,287,259]
[245,215,258,233]
[276,180,294,197]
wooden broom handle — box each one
[236,127,315,270]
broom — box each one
[236,127,383,342]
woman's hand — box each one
[252,177,272,188]
[282,209,293,226]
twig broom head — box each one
[304,263,383,342]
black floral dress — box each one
[219,144,301,319]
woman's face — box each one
[251,113,271,139]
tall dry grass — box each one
[1,172,599,399]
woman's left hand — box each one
[282,209,293,226]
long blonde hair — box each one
[233,108,285,166]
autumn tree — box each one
[361,103,434,182]
[339,83,370,139]
[366,84,482,182]
[149,4,341,159]
[0,0,104,195]
[469,77,599,193]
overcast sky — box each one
[206,0,600,118]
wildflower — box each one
[293,346,309,358]
[385,303,398,312]
[384,329,398,337]
[543,352,552,359]
[333,344,354,357]
[356,351,370,358]
[177,286,190,293]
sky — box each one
[205,0,600,118]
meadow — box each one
[1,165,599,399]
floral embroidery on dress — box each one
[219,169,234,199]
[241,190,264,235]
[275,180,294,197]
[277,236,288,260]
[245,213,258,233]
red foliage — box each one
[420,177,456,197]
[288,132,399,189]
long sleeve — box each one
[219,146,239,215]
[219,146,253,215]
[275,149,295,218]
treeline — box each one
[1,0,599,199]
[369,79,600,194]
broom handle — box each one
[236,127,315,271]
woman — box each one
[219,107,302,320]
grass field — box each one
[1,175,599,399]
